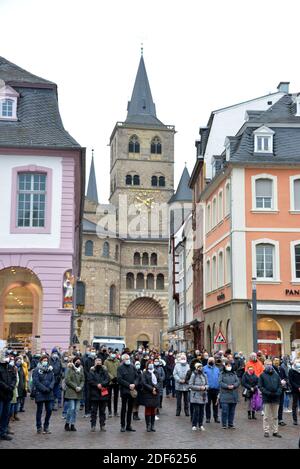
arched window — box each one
[128,135,140,153]
[85,240,94,256]
[150,253,157,266]
[212,256,217,290]
[151,176,158,187]
[218,251,224,287]
[218,191,223,222]
[109,285,116,313]
[206,204,211,232]
[103,241,110,258]
[212,198,217,227]
[151,137,162,154]
[225,183,231,215]
[256,243,274,279]
[136,273,145,290]
[126,273,134,290]
[1,99,13,117]
[206,325,212,353]
[226,320,233,351]
[142,253,149,266]
[147,274,155,290]
[226,246,231,283]
[126,175,132,185]
[133,175,140,186]
[159,176,166,187]
[206,259,211,292]
[157,274,165,290]
[134,252,141,265]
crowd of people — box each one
[0,345,300,445]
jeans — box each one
[120,394,134,428]
[192,404,205,427]
[283,392,290,409]
[62,400,69,418]
[91,401,107,428]
[0,400,11,437]
[18,397,25,412]
[292,393,300,422]
[53,382,62,407]
[9,403,18,417]
[66,400,79,425]
[108,383,119,415]
[221,402,237,427]
[206,389,219,421]
[176,391,189,415]
[36,401,52,430]
[166,376,175,397]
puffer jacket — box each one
[242,372,259,399]
[173,362,190,392]
[65,364,85,400]
[0,363,17,401]
[49,357,63,384]
[104,358,120,384]
[259,370,282,404]
[32,365,55,403]
[203,364,220,390]
[189,371,208,404]
[88,365,110,401]
[219,370,240,404]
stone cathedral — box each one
[80,54,175,350]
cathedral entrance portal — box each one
[126,298,164,350]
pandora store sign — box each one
[285,289,300,296]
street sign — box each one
[214,330,227,344]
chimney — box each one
[277,82,290,93]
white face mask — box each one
[180,360,187,365]
[225,366,232,372]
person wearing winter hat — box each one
[0,350,17,440]
[173,354,190,417]
[219,359,240,429]
[50,348,63,411]
[32,356,55,434]
[259,359,282,438]
[242,365,259,420]
[189,362,208,431]
[88,358,110,432]
[140,361,161,432]
[288,358,300,426]
[64,357,84,431]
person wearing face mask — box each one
[15,356,27,418]
[49,348,63,411]
[88,358,110,432]
[0,351,17,441]
[219,359,240,429]
[201,353,209,367]
[64,357,84,431]
[173,354,190,417]
[165,352,176,398]
[32,356,55,434]
[117,354,138,432]
[132,361,143,421]
[104,351,120,418]
[245,353,264,378]
[154,359,165,419]
[99,346,109,363]
[272,357,287,427]
[203,357,220,424]
[141,361,161,432]
[288,359,300,426]
[242,365,259,419]
[259,359,282,438]
[189,362,208,431]
[83,348,97,418]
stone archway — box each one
[126,297,164,350]
[0,267,42,350]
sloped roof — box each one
[0,57,80,148]
[169,167,192,203]
[82,219,97,233]
[126,56,165,127]
[86,156,98,203]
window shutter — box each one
[256,179,272,197]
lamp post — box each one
[252,277,258,352]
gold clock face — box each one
[134,191,154,209]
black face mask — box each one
[75,362,81,368]
[95,365,102,370]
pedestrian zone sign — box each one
[214,331,227,344]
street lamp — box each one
[252,277,258,352]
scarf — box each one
[149,369,157,385]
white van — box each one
[92,336,126,352]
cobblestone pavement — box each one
[1,396,299,449]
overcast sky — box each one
[1,0,300,201]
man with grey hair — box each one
[259,359,282,438]
[117,354,138,432]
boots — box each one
[146,416,151,432]
[150,415,156,432]
[64,423,70,431]
[252,412,257,420]
[248,411,252,420]
[133,412,141,421]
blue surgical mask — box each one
[111,354,116,359]
[135,364,141,370]
[148,364,154,371]
[41,361,48,368]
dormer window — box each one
[254,126,274,154]
[0,85,19,121]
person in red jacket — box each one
[245,353,265,377]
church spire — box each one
[86,150,99,203]
[126,54,164,126]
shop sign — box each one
[285,289,300,296]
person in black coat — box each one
[16,356,27,416]
[0,352,17,441]
[288,359,300,426]
[132,361,143,421]
[88,358,110,432]
[165,352,176,398]
[141,361,161,432]
[242,366,259,420]
[32,356,55,434]
[273,357,287,427]
[83,349,96,417]
[259,359,282,438]
[49,349,63,411]
[117,354,138,432]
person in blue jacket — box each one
[32,356,55,434]
[204,357,220,423]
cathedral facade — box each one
[79,55,175,350]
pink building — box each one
[0,57,85,352]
